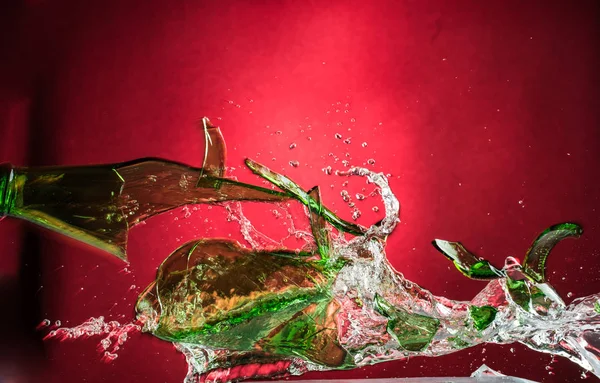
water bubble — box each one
[275,130,282,135]
[307,136,312,141]
[340,190,351,202]
[335,133,343,139]
[510,347,515,353]
[55,320,62,327]
[367,159,376,165]
[362,142,368,148]
[322,166,332,175]
[356,193,366,200]
[289,161,300,168]
[372,206,379,212]
[567,292,573,298]
[289,143,297,149]
[352,210,361,220]
[350,118,356,123]
[342,160,350,167]
[343,138,352,144]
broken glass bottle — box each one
[6,118,597,382]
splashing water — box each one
[36,159,600,383]
[131,165,600,382]
[43,316,141,362]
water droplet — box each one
[356,193,365,200]
[322,166,332,175]
[307,136,312,141]
[39,319,51,327]
[340,190,350,202]
[510,347,515,353]
[55,320,62,327]
[289,161,299,168]
[289,143,297,149]
[352,210,361,220]
[342,160,350,167]
[350,118,356,123]
[567,292,573,298]
[362,142,368,147]
[367,159,376,165]
[335,133,343,139]
[275,130,282,135]
[101,338,111,350]
[343,138,352,144]
[372,206,379,212]
[104,351,118,362]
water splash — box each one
[44,316,141,362]
[133,165,600,382]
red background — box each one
[1,1,599,382]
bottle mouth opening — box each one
[0,164,14,216]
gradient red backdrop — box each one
[1,1,599,382]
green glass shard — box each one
[505,278,532,311]
[198,117,227,180]
[447,336,471,349]
[0,159,289,261]
[432,239,504,280]
[374,294,440,352]
[260,299,350,367]
[244,158,365,236]
[523,223,583,283]
[307,186,331,261]
[469,305,497,330]
[595,301,600,314]
[135,239,346,352]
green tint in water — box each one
[374,294,440,352]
